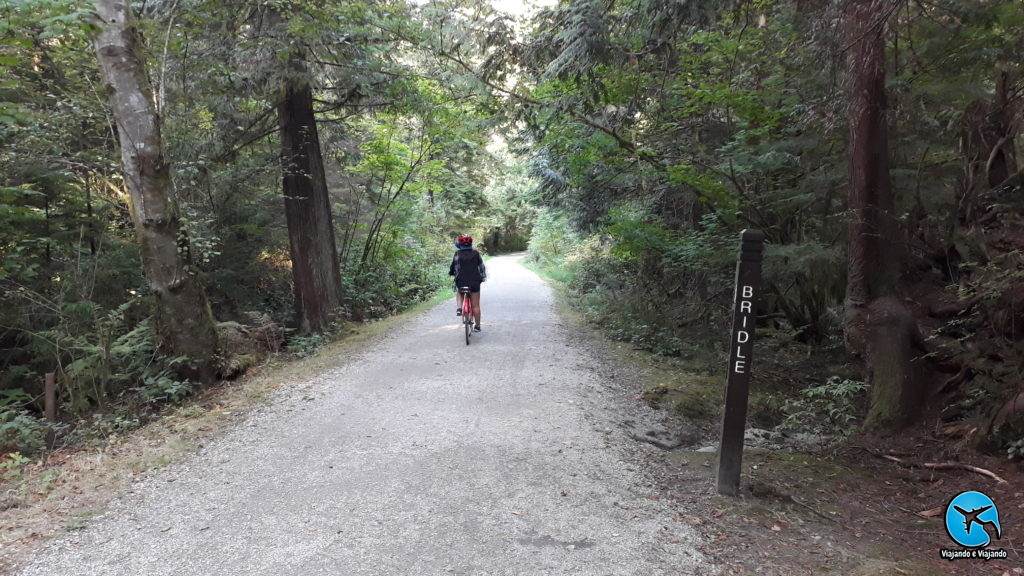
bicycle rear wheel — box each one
[459,288,473,345]
[462,297,471,345]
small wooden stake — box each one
[716,230,765,496]
[44,372,56,423]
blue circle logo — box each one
[945,491,1001,548]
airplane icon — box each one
[953,505,1002,540]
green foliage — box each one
[136,370,192,405]
[515,0,854,362]
[603,203,672,263]
[0,451,32,482]
[778,377,869,437]
[480,151,537,253]
[341,242,449,321]
[530,204,735,357]
[1008,439,1024,461]
[35,303,182,412]
[67,411,140,447]
[285,332,330,358]
[762,242,846,342]
[0,387,33,410]
[927,251,1024,447]
[2,284,196,416]
[660,214,735,276]
[1,409,49,455]
[527,208,577,270]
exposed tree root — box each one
[870,451,1009,485]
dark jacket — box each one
[449,249,486,285]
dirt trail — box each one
[12,254,716,576]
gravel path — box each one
[14,255,715,576]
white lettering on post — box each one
[731,284,756,375]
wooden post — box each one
[717,229,765,496]
[44,372,56,423]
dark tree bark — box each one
[92,0,219,380]
[842,0,926,432]
[989,72,1018,187]
[959,71,1019,222]
[277,46,343,333]
[844,0,895,327]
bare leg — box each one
[471,292,481,325]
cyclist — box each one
[449,234,486,331]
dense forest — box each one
[1,0,1022,468]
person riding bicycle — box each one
[449,234,486,331]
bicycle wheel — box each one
[460,288,473,345]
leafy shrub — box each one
[0,388,33,411]
[1008,439,1024,460]
[0,409,49,455]
[928,252,1024,454]
[761,242,846,342]
[779,376,868,437]
[341,233,449,321]
[536,205,736,357]
[69,412,141,446]
[135,357,193,405]
[9,289,203,414]
[1,452,32,482]
[527,208,578,269]
[285,332,330,358]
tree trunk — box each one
[843,0,926,433]
[990,71,1018,187]
[862,297,928,431]
[844,0,896,337]
[958,70,1019,222]
[92,0,219,380]
[278,53,343,333]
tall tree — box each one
[92,0,219,379]
[843,0,926,432]
[270,8,343,334]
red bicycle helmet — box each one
[457,235,473,246]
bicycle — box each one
[458,286,474,345]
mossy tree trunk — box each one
[862,298,928,431]
[843,0,927,433]
[92,0,219,381]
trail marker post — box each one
[716,229,765,496]
[44,372,56,423]
[44,372,56,447]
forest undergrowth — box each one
[527,232,1024,575]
